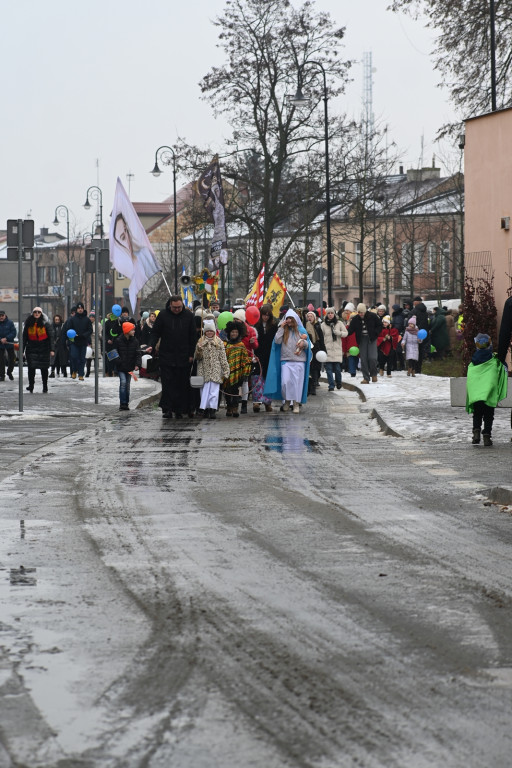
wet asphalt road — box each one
[1,384,512,768]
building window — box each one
[401,242,411,287]
[48,266,57,283]
[413,242,423,274]
[441,241,450,289]
[338,242,345,284]
[428,243,436,273]
[354,242,361,269]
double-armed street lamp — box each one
[53,204,72,314]
[151,146,178,293]
[289,60,333,307]
[83,186,104,237]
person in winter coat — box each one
[223,321,253,417]
[195,318,230,419]
[66,302,93,380]
[466,333,508,446]
[430,307,450,358]
[341,303,358,377]
[102,311,123,376]
[114,322,142,410]
[22,307,55,393]
[346,303,382,384]
[147,295,197,419]
[377,316,399,376]
[401,316,422,376]
[140,311,156,347]
[232,308,258,414]
[320,307,348,391]
[253,304,278,412]
[445,309,457,353]
[49,314,67,377]
[391,304,406,371]
[412,296,429,372]
[304,310,325,395]
[0,309,16,381]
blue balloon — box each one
[417,329,427,340]
[112,304,122,317]
[67,329,77,339]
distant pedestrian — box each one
[0,309,16,381]
[23,307,55,393]
[66,302,93,381]
[401,316,422,377]
[346,303,382,384]
[114,322,141,411]
[49,314,67,378]
[466,333,508,446]
[320,307,347,391]
[377,316,399,377]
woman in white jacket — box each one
[320,307,348,390]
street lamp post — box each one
[290,61,333,307]
[53,204,71,315]
[151,146,178,293]
[83,186,103,237]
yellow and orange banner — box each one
[262,272,288,317]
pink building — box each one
[464,106,512,322]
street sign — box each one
[85,248,110,274]
[6,219,34,248]
[6,248,33,261]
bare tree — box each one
[388,0,512,137]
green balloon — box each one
[349,346,359,356]
[217,311,234,330]
[430,344,436,353]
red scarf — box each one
[27,324,48,342]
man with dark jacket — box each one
[0,310,16,381]
[347,303,383,383]
[66,302,93,380]
[147,295,197,418]
[413,296,429,372]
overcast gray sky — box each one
[1,0,454,237]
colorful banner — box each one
[263,273,288,317]
[245,264,265,307]
[109,177,162,313]
[196,156,228,271]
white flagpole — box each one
[160,271,173,298]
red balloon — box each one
[246,306,260,325]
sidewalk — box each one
[336,369,512,445]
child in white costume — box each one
[195,319,230,419]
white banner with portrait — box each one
[109,178,161,312]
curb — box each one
[341,380,403,438]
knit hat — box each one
[344,302,355,312]
[76,302,85,310]
[32,306,43,313]
[89,311,95,317]
[357,303,367,313]
[382,315,391,325]
[122,322,135,334]
[233,309,246,322]
[195,308,206,317]
[408,316,417,326]
[203,319,216,334]
[392,304,401,311]
[325,307,336,314]
[474,333,491,349]
[378,304,386,312]
[413,296,422,302]
[142,311,150,319]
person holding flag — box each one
[109,178,162,314]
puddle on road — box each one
[263,435,320,454]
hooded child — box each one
[195,319,230,419]
[401,315,421,377]
[466,333,508,446]
[223,321,253,417]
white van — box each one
[423,298,461,313]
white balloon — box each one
[316,350,328,363]
[141,354,152,369]
[85,346,93,359]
